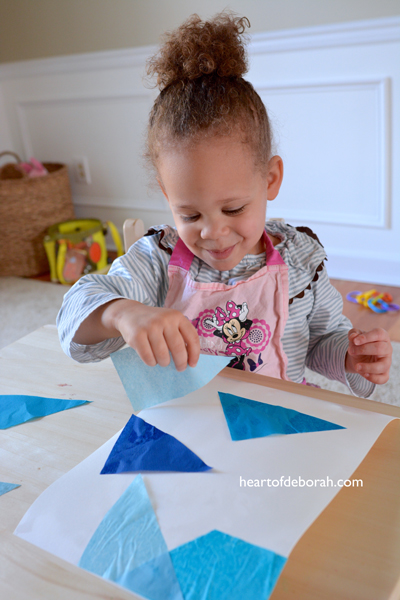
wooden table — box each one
[1,325,399,600]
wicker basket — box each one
[0,152,75,277]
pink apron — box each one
[163,231,290,379]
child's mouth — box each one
[206,244,236,260]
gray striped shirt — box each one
[57,221,374,398]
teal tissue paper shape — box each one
[0,395,91,429]
[170,529,287,600]
[218,392,345,440]
[0,482,20,496]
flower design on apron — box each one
[192,301,272,371]
[163,230,290,379]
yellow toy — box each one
[44,219,123,285]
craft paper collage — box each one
[15,372,395,600]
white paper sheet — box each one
[15,375,395,565]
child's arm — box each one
[345,328,392,384]
[72,298,200,371]
[57,226,196,367]
[304,268,377,398]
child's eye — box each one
[223,206,245,216]
[180,206,245,222]
[181,214,200,222]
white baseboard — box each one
[326,254,400,287]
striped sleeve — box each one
[56,232,171,363]
[304,267,375,398]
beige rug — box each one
[0,277,70,349]
[305,357,400,407]
[1,277,398,407]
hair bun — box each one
[147,12,250,90]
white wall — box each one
[1,0,400,62]
[0,17,399,285]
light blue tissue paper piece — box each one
[79,475,166,576]
[170,529,287,600]
[79,475,183,600]
[0,482,20,496]
[111,347,231,411]
[0,395,91,429]
[218,392,345,441]
[116,554,183,600]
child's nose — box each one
[200,218,229,240]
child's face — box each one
[158,137,282,271]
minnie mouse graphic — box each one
[193,300,272,371]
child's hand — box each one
[111,300,200,371]
[345,328,392,384]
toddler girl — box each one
[57,13,392,398]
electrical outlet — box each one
[72,156,91,185]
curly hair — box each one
[145,12,273,173]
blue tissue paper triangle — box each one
[218,392,345,441]
[101,414,212,474]
[79,475,183,600]
[0,482,21,496]
[0,395,91,429]
[170,530,287,600]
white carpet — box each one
[1,277,398,407]
[0,277,70,349]
[304,360,400,407]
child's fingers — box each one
[348,328,362,342]
[352,327,390,346]
[360,371,390,385]
[180,320,200,368]
[355,356,391,376]
[348,327,392,384]
[148,331,172,368]
[349,340,391,357]
[163,328,189,372]
[133,333,157,367]
[347,329,363,354]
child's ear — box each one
[266,156,284,201]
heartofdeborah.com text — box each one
[239,476,363,488]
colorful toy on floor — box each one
[346,290,400,314]
[43,218,124,284]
